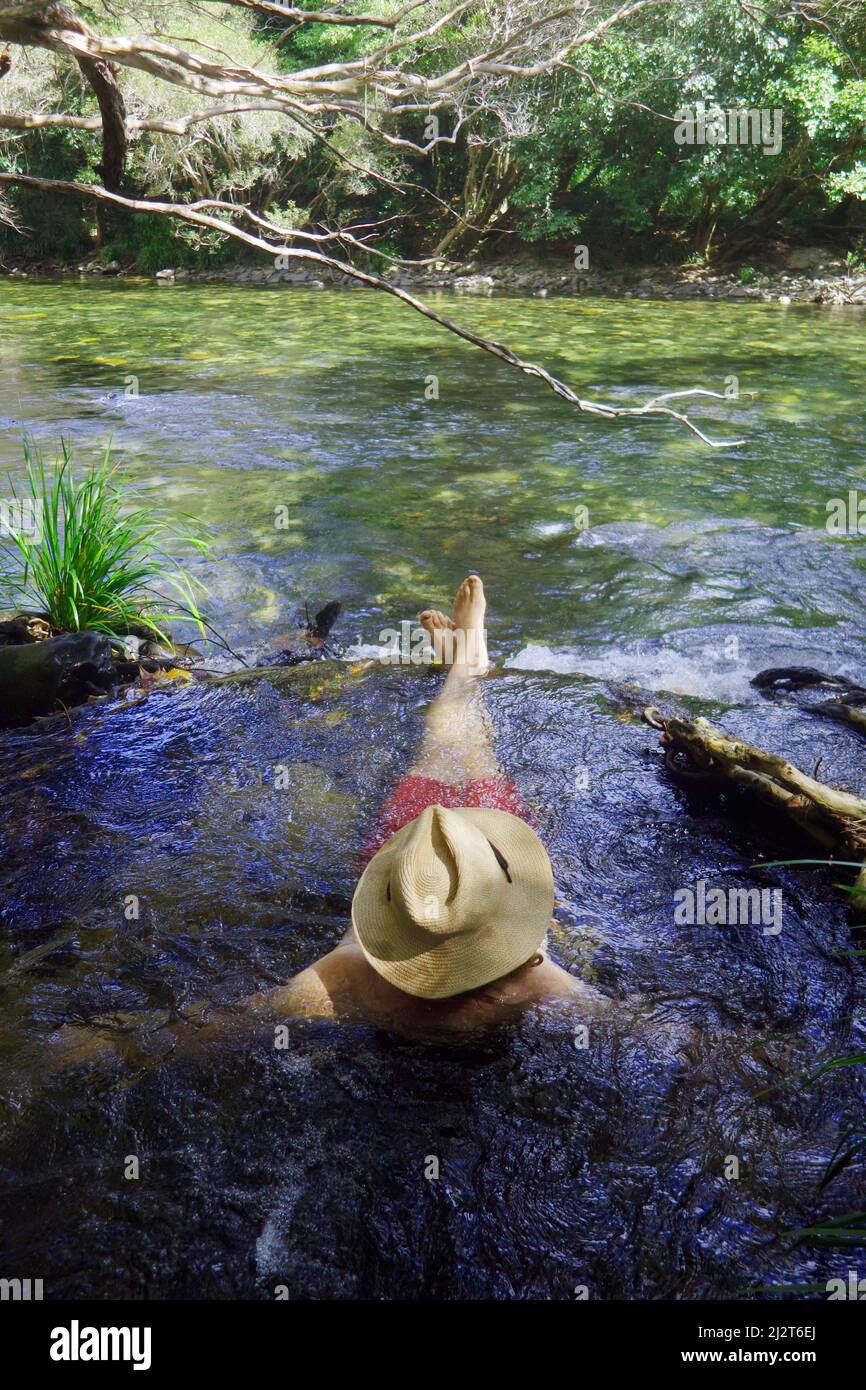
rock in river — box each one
[0,631,116,728]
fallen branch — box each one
[815,702,866,736]
[752,666,866,737]
[643,707,866,914]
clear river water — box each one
[0,280,864,1299]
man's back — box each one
[255,931,600,1039]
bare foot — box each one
[451,574,486,636]
[418,607,455,664]
[450,574,489,673]
[420,576,488,672]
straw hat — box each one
[351,804,554,998]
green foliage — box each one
[102,217,244,272]
[0,4,312,261]
[739,265,758,284]
[501,1,866,257]
[2,1,866,266]
[845,242,866,274]
[0,439,211,641]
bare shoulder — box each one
[490,958,607,1011]
[533,959,595,999]
[253,956,345,1021]
[46,947,608,1069]
[252,937,393,1020]
[259,947,609,1035]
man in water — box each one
[55,576,599,1063]
[245,575,595,1036]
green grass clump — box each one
[0,438,211,643]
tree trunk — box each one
[432,145,517,259]
[0,3,126,192]
[75,53,126,192]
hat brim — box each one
[351,807,554,999]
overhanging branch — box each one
[0,171,745,448]
[202,0,428,28]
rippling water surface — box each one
[0,281,864,1298]
[2,280,865,688]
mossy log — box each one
[816,701,866,735]
[644,707,866,914]
[751,666,866,699]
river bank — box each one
[5,244,866,306]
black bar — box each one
[9,1296,861,1375]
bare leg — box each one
[412,575,500,781]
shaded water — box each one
[1,282,865,1298]
[1,664,864,1298]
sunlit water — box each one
[2,279,865,690]
[0,281,864,1299]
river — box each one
[0,280,864,1298]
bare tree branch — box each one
[0,171,744,447]
[0,1,746,447]
[0,1,679,210]
[203,0,430,30]
[0,101,287,133]
[0,1,670,109]
[0,2,127,186]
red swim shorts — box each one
[363,774,530,862]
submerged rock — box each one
[0,611,53,645]
[453,274,495,294]
[254,598,343,668]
